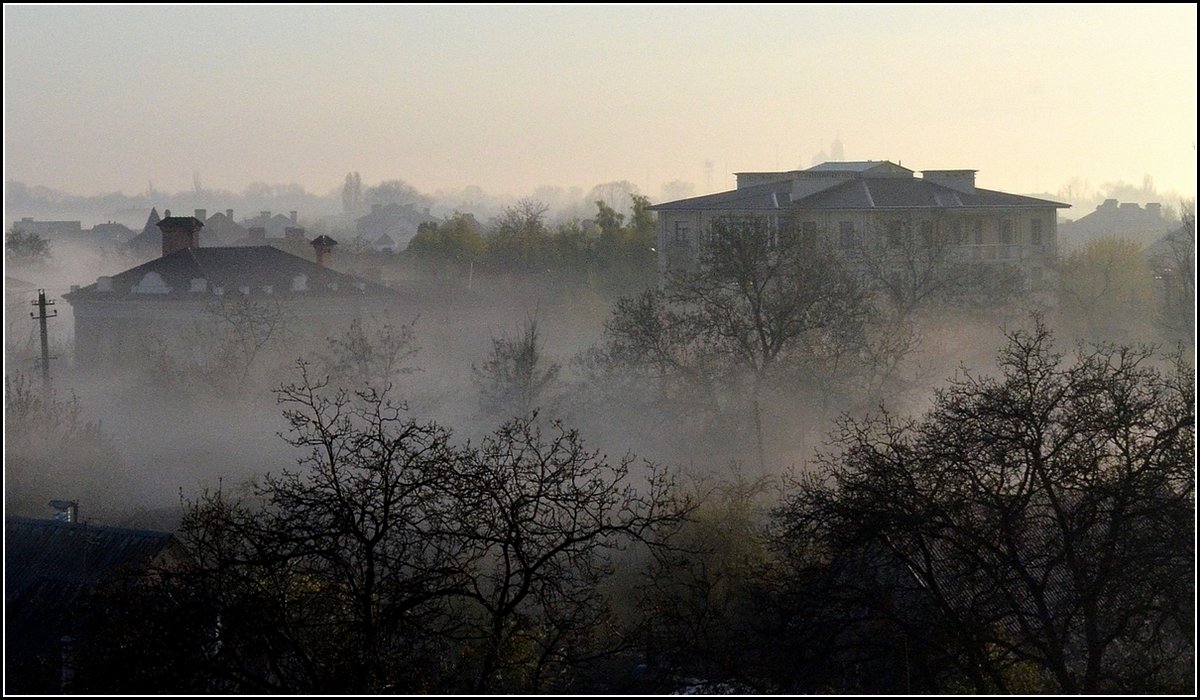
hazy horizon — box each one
[4,4,1197,203]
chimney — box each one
[194,208,207,221]
[1146,202,1162,218]
[310,235,338,268]
[157,215,204,257]
[226,209,234,219]
[290,210,298,223]
[248,226,267,243]
[922,169,977,195]
[261,211,271,219]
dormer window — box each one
[291,274,308,292]
[189,278,207,292]
[133,271,171,294]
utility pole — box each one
[30,289,57,392]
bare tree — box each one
[473,316,561,421]
[775,318,1195,692]
[450,417,687,691]
[322,315,420,390]
[205,294,292,386]
[147,363,690,693]
[600,216,871,472]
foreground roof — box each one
[6,517,174,604]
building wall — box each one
[658,205,1059,279]
[70,294,399,370]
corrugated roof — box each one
[5,517,174,604]
[64,245,396,301]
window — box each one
[673,221,689,245]
[973,219,984,245]
[839,221,856,249]
[1030,218,1043,246]
[887,220,904,248]
[999,219,1013,246]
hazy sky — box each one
[4,4,1197,200]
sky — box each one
[3,4,1197,201]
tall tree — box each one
[473,317,561,421]
[776,318,1195,692]
[599,216,871,471]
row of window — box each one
[671,217,1045,248]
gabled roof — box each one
[141,207,161,234]
[5,516,174,604]
[64,245,396,301]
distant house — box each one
[124,207,165,258]
[356,203,437,252]
[87,222,136,247]
[10,217,83,239]
[1057,199,1176,250]
[200,209,249,246]
[5,515,176,693]
[648,160,1070,282]
[10,217,133,253]
[64,215,398,369]
[240,210,300,239]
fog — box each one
[7,221,1155,530]
[3,5,1196,693]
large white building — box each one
[649,160,1070,281]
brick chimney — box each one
[248,226,267,243]
[226,208,234,219]
[194,208,207,221]
[157,215,204,257]
[310,235,338,268]
[290,210,298,223]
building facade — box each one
[649,161,1070,282]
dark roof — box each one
[157,215,204,232]
[793,178,1070,210]
[142,207,161,233]
[5,516,174,604]
[807,160,913,173]
[652,178,1069,213]
[647,180,796,212]
[310,235,339,247]
[64,245,396,301]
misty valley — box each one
[5,169,1195,694]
